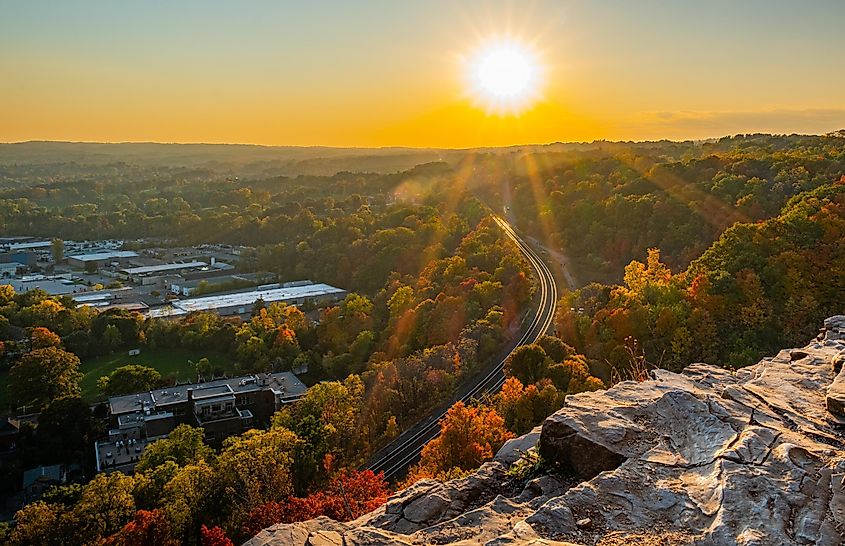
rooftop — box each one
[95,437,152,473]
[9,277,81,296]
[192,384,235,400]
[108,371,307,415]
[121,261,208,275]
[176,274,248,289]
[72,291,116,303]
[67,250,139,262]
[5,241,52,251]
[147,282,346,318]
[22,465,62,488]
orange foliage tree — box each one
[29,327,62,349]
[241,469,389,539]
[200,524,234,546]
[103,509,179,546]
[404,401,513,484]
[496,376,565,435]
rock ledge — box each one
[247,317,845,546]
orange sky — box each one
[2,1,845,147]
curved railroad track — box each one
[366,215,558,480]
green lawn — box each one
[80,348,236,402]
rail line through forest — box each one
[366,215,558,480]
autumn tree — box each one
[8,501,65,546]
[241,469,388,538]
[8,347,82,409]
[136,425,215,473]
[405,401,513,483]
[72,472,138,541]
[496,377,564,435]
[215,428,301,530]
[28,327,62,350]
[200,524,234,546]
[102,509,179,546]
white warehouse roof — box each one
[147,282,346,318]
[68,250,139,262]
[6,241,52,251]
[121,261,207,275]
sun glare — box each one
[467,41,541,115]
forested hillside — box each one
[478,133,845,282]
[556,178,845,375]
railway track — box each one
[366,215,558,480]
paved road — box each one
[365,215,558,481]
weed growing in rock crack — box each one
[506,448,546,481]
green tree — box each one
[156,461,215,542]
[51,238,63,264]
[504,344,551,385]
[97,365,162,397]
[136,425,215,473]
[102,324,123,352]
[8,347,82,409]
[37,396,99,465]
[273,375,364,463]
[536,335,575,363]
[193,357,212,381]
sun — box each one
[467,41,541,114]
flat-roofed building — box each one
[118,261,208,283]
[147,282,346,318]
[0,262,21,277]
[5,241,52,252]
[0,251,36,266]
[9,275,81,296]
[67,250,139,268]
[98,371,308,472]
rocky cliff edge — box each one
[247,316,845,546]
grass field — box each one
[80,348,237,402]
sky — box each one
[2,0,845,148]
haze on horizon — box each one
[2,0,845,148]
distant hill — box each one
[0,140,654,176]
[0,141,460,176]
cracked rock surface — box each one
[246,317,845,546]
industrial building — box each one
[168,273,257,296]
[72,289,149,313]
[5,241,52,252]
[9,275,83,296]
[96,371,307,472]
[147,282,347,318]
[0,251,37,267]
[118,261,209,284]
[67,250,139,269]
[0,262,21,277]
